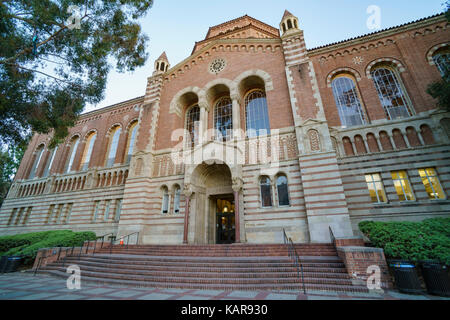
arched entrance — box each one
[184,162,242,244]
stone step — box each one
[97,249,338,257]
[61,255,346,269]
[46,263,350,280]
[33,269,369,293]
[39,266,355,286]
[55,258,348,274]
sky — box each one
[84,0,446,113]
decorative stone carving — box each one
[183,183,193,197]
[208,58,226,75]
[308,129,321,152]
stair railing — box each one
[329,226,336,250]
[283,229,306,294]
[109,232,139,254]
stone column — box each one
[233,191,241,243]
[231,95,241,139]
[232,178,243,244]
[183,186,193,244]
[199,106,206,145]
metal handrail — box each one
[109,232,139,254]
[97,233,115,251]
[283,229,306,294]
[329,226,336,249]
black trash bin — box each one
[0,256,8,273]
[4,256,23,273]
[389,260,423,294]
[420,260,450,297]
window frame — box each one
[105,126,122,168]
[214,96,233,142]
[391,171,416,202]
[365,173,388,204]
[259,176,273,208]
[418,168,447,201]
[245,89,271,138]
[331,74,367,128]
[276,174,291,207]
[371,65,414,120]
[185,104,201,149]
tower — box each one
[153,52,170,76]
[280,10,355,242]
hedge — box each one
[359,218,450,265]
[0,230,97,265]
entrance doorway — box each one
[215,196,235,244]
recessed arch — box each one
[169,86,203,117]
[234,69,274,95]
[365,57,407,79]
[326,67,362,87]
[426,42,450,65]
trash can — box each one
[4,256,23,273]
[420,260,450,297]
[0,256,8,273]
[389,260,423,294]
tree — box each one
[0,0,153,148]
[426,1,450,112]
[0,140,27,207]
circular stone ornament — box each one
[209,58,227,75]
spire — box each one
[157,51,168,62]
[282,10,294,20]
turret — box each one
[153,52,170,76]
[280,10,300,36]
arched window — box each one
[260,176,273,208]
[245,90,270,138]
[162,186,169,214]
[276,175,290,207]
[287,19,293,29]
[80,132,96,171]
[106,126,121,167]
[160,62,165,71]
[43,146,58,177]
[125,122,139,163]
[173,186,181,214]
[432,50,450,78]
[214,97,233,142]
[66,137,80,173]
[331,75,366,127]
[186,105,200,148]
[29,145,45,179]
[371,67,412,120]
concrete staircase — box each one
[33,244,369,293]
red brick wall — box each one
[309,17,448,127]
[337,246,393,289]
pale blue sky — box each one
[84,0,446,113]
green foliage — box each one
[0,230,96,265]
[427,73,450,112]
[0,0,153,148]
[359,218,450,265]
[0,139,28,207]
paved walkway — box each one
[0,272,448,300]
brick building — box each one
[1,11,449,245]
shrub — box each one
[359,218,450,265]
[0,230,97,265]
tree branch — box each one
[0,13,91,65]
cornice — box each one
[307,13,447,56]
[79,96,144,120]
